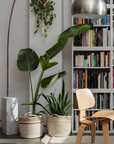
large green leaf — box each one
[43,74,59,90]
[41,71,67,88]
[17,48,39,72]
[43,36,69,60]
[43,24,93,61]
[40,56,58,71]
[58,24,93,40]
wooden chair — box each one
[75,88,114,144]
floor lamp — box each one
[7,0,16,96]
[2,0,18,136]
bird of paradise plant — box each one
[17,24,93,115]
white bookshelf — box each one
[72,0,114,134]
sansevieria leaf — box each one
[39,80,71,115]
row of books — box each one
[73,70,111,89]
[73,16,110,25]
[73,111,110,131]
[73,28,110,47]
[73,93,110,109]
[93,93,110,109]
[73,52,110,67]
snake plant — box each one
[17,24,93,115]
[40,80,71,115]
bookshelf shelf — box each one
[93,25,110,27]
[73,89,111,93]
[72,131,114,134]
[72,47,112,51]
[72,0,114,134]
[73,108,111,111]
[73,67,110,69]
[73,25,110,27]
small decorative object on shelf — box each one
[30,0,56,38]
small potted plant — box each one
[30,0,56,38]
[41,80,72,137]
[17,24,93,138]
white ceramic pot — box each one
[19,113,43,138]
[47,115,72,137]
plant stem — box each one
[35,70,44,102]
[33,103,36,114]
[25,51,34,102]
[29,71,34,103]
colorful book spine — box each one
[78,69,80,88]
[73,70,74,89]
[78,18,82,24]
[83,32,85,46]
[90,30,92,47]
[74,70,76,89]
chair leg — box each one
[91,123,96,143]
[102,119,110,144]
[76,124,87,144]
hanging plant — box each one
[30,0,56,38]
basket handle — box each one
[51,114,59,117]
[24,112,37,117]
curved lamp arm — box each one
[7,0,16,96]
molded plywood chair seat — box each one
[76,88,114,144]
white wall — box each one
[0,0,29,126]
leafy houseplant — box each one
[41,80,72,137]
[17,24,93,116]
[41,80,71,115]
[30,0,56,38]
[17,24,93,138]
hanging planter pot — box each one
[19,113,43,138]
[30,0,56,38]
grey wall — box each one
[0,0,72,127]
[0,0,29,126]
[29,0,62,118]
[62,0,72,113]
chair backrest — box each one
[76,88,95,110]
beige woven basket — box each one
[19,113,43,138]
[47,114,72,137]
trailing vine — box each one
[30,0,56,38]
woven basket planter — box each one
[19,113,43,138]
[47,115,72,137]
